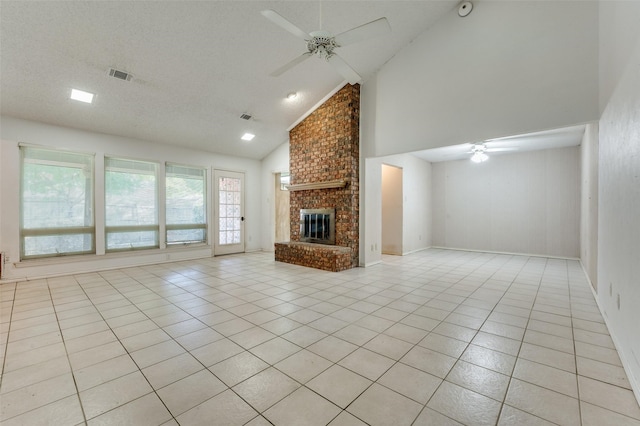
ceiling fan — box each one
[261,8,391,84]
[467,142,518,163]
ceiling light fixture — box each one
[286,92,297,100]
[70,88,94,103]
[241,133,255,141]
[470,143,489,163]
[471,151,489,163]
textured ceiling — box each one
[0,1,458,160]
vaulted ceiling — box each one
[0,1,459,160]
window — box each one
[20,146,95,258]
[166,164,206,244]
[105,157,158,251]
[280,172,290,191]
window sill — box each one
[13,244,210,269]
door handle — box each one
[241,217,245,221]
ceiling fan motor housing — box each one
[307,31,338,59]
[472,143,487,153]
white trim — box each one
[402,247,430,256]
[580,260,640,406]
[430,246,580,261]
[1,245,212,283]
[287,82,348,131]
[362,260,382,267]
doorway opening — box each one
[381,164,403,255]
[274,172,290,243]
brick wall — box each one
[286,83,360,269]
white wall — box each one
[381,164,403,255]
[598,1,640,113]
[363,153,431,266]
[0,116,262,281]
[432,147,580,258]
[580,122,599,289]
[259,141,289,252]
[596,6,640,398]
[361,1,599,157]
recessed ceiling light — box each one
[241,133,255,141]
[70,88,94,103]
[286,92,297,100]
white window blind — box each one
[20,146,95,258]
[166,164,207,244]
[105,157,158,251]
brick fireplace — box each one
[275,84,359,272]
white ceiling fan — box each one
[261,8,391,84]
[467,142,518,163]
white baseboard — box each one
[430,246,579,260]
[402,247,431,256]
[580,260,640,407]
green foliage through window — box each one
[20,146,95,258]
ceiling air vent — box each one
[108,68,133,81]
[240,113,252,120]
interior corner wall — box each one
[260,141,290,252]
[596,9,640,398]
[579,122,599,290]
[363,153,431,266]
[431,147,580,258]
[361,1,599,158]
[0,116,263,281]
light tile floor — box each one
[1,249,639,425]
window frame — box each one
[104,156,160,252]
[19,145,96,260]
[165,162,208,246]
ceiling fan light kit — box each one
[471,151,489,163]
[261,9,391,85]
[470,143,489,163]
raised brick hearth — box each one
[275,84,360,271]
[274,242,352,272]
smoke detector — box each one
[458,1,473,17]
[108,68,133,81]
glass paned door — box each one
[214,170,245,255]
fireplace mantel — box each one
[286,179,347,191]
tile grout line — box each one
[406,252,531,425]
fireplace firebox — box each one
[300,208,335,245]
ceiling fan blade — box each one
[327,53,361,84]
[334,17,391,47]
[261,9,310,40]
[270,52,312,77]
[486,147,518,152]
